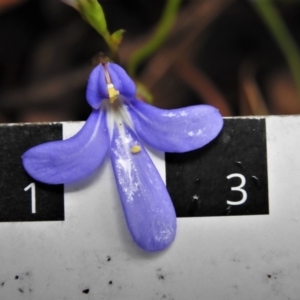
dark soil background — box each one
[1,0,300,123]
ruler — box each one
[0,116,298,300]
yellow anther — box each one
[107,83,119,103]
[131,145,141,154]
[102,63,120,103]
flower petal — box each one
[128,100,223,152]
[110,123,176,252]
[86,65,107,109]
[108,63,136,98]
[86,63,136,109]
[22,110,109,184]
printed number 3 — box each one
[227,173,247,206]
[24,182,36,214]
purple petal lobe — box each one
[22,110,109,184]
[86,63,136,109]
[108,63,136,98]
[86,65,107,109]
[128,100,223,152]
[110,123,176,252]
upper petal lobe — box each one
[86,65,107,109]
[108,64,136,98]
[86,63,136,109]
[22,110,109,184]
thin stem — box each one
[127,0,182,77]
[77,0,119,61]
[101,31,119,62]
[253,0,300,99]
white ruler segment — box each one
[0,116,299,299]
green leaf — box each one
[111,29,126,46]
[77,0,107,34]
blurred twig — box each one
[267,70,300,114]
[0,0,26,13]
[253,0,300,99]
[174,58,232,116]
[0,63,92,109]
[136,0,235,108]
[30,19,88,81]
[239,63,269,116]
[127,0,182,78]
[139,0,236,91]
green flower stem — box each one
[127,0,182,77]
[253,0,300,99]
[77,0,119,60]
[101,31,119,61]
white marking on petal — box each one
[187,129,203,137]
[195,129,203,135]
[155,229,173,242]
[103,97,134,140]
[162,112,176,117]
[104,97,139,202]
[110,124,140,203]
[180,110,188,116]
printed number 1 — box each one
[227,173,247,206]
[24,183,36,214]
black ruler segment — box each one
[0,124,64,222]
[166,118,269,217]
[0,118,268,222]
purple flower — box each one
[22,63,223,252]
